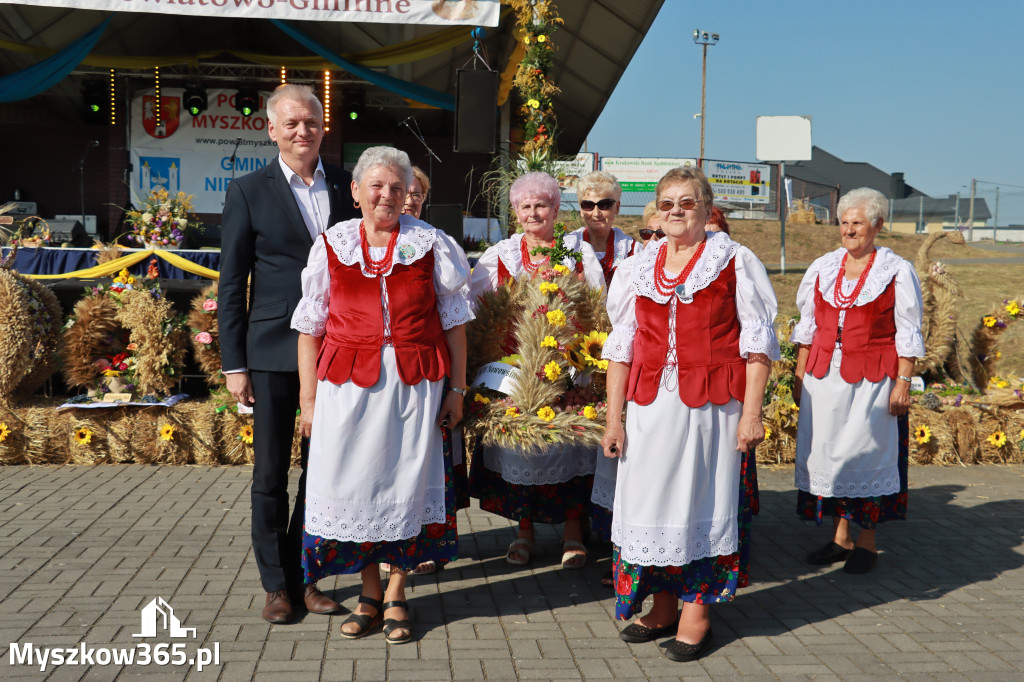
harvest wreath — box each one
[60,270,188,399]
[463,228,612,452]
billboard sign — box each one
[598,157,697,192]
[552,153,598,195]
[703,159,772,204]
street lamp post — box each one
[693,29,719,161]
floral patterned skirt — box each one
[612,450,756,619]
[796,415,908,529]
[469,443,592,524]
[301,427,459,583]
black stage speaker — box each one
[454,69,498,154]
[426,204,464,243]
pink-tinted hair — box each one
[509,171,561,209]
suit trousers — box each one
[249,369,308,593]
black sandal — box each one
[338,595,382,639]
[382,600,413,644]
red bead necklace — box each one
[833,249,876,309]
[653,239,707,297]
[359,223,400,275]
[583,229,616,280]
[520,236,551,274]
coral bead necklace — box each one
[833,249,877,309]
[653,239,707,297]
[359,223,400,275]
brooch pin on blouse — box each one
[398,244,416,260]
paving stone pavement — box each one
[1,463,1023,681]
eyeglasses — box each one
[579,198,617,211]
[639,228,665,240]
[657,198,702,212]
[406,192,425,203]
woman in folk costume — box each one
[567,170,639,585]
[792,187,924,574]
[601,166,778,662]
[468,171,604,569]
[291,146,474,644]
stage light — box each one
[235,85,260,117]
[154,67,161,129]
[108,69,116,125]
[280,66,287,84]
[81,79,105,123]
[323,70,331,132]
[346,88,365,122]
[183,82,207,117]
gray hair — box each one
[267,84,323,124]
[838,187,888,226]
[576,170,622,201]
[352,146,414,186]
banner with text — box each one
[129,88,278,214]
[553,153,598,196]
[3,0,500,27]
[599,157,697,193]
[702,159,772,205]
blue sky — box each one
[584,0,1024,225]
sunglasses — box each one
[657,198,702,212]
[639,228,665,240]
[579,198,617,211]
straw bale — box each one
[0,269,61,402]
[219,410,255,466]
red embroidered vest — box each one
[805,276,898,383]
[317,237,450,387]
[627,259,746,407]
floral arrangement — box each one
[968,296,1022,388]
[464,233,611,452]
[757,318,801,464]
[61,270,188,398]
[509,0,563,156]
[0,264,62,403]
[6,216,52,249]
[122,188,202,248]
[188,283,224,386]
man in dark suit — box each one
[219,84,359,624]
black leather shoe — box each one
[664,627,713,662]
[843,547,878,574]
[262,590,294,624]
[619,616,680,643]
[806,541,853,565]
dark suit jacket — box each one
[219,158,359,373]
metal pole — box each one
[918,195,924,233]
[888,198,893,231]
[699,43,707,160]
[967,178,976,242]
[780,161,786,274]
[994,187,1000,242]
[954,192,960,228]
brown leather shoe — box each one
[304,584,342,615]
[262,590,294,624]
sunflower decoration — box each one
[238,425,254,444]
[159,423,176,441]
[987,431,1007,448]
[914,425,932,445]
[464,233,611,452]
[73,427,93,445]
[0,422,9,442]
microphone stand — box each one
[78,140,100,234]
[398,117,442,203]
[229,137,242,181]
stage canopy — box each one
[0,0,664,153]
